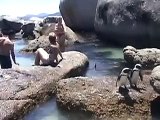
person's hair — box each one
[49,32,56,43]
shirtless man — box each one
[34,32,63,66]
[54,17,66,52]
[0,33,19,69]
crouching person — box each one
[34,32,63,67]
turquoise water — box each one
[15,39,35,67]
[15,39,124,120]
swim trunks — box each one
[0,55,12,69]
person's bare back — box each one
[0,37,13,56]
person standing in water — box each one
[34,32,63,66]
[0,32,19,69]
[54,17,66,52]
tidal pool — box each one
[15,38,124,120]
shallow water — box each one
[15,39,35,67]
[15,38,125,120]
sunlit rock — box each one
[150,66,160,94]
[56,75,157,119]
[0,51,88,120]
[123,46,160,68]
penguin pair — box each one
[116,64,143,89]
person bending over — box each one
[54,17,66,52]
[0,32,19,69]
[34,33,63,66]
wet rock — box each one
[0,51,88,120]
[123,46,160,68]
[59,0,98,31]
[150,66,160,94]
[0,100,34,120]
[94,0,160,47]
[56,75,158,119]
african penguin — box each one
[130,64,143,88]
[116,67,131,89]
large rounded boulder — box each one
[59,0,98,31]
[94,0,160,47]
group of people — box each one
[0,17,66,69]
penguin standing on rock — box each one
[116,68,132,89]
[130,64,143,88]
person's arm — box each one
[58,49,63,59]
[10,43,19,65]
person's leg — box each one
[34,48,49,65]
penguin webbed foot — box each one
[131,84,143,93]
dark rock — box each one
[59,0,98,31]
[21,23,36,40]
[56,75,158,119]
[0,16,22,35]
[123,46,160,68]
[94,0,160,47]
[43,16,59,23]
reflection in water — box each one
[16,39,125,120]
[24,98,93,120]
[66,40,125,77]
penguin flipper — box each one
[139,70,143,81]
[116,75,121,87]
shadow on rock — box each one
[118,87,137,107]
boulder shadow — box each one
[118,87,137,107]
[151,96,160,120]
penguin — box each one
[116,68,132,89]
[130,64,143,88]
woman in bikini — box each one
[54,17,66,52]
[34,32,63,66]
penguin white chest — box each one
[119,75,129,86]
[131,71,139,84]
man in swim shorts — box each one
[0,32,19,69]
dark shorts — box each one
[0,55,12,69]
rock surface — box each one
[94,0,160,47]
[150,66,160,94]
[0,51,88,120]
[22,24,79,53]
[123,46,160,68]
[56,75,158,119]
[59,0,98,30]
